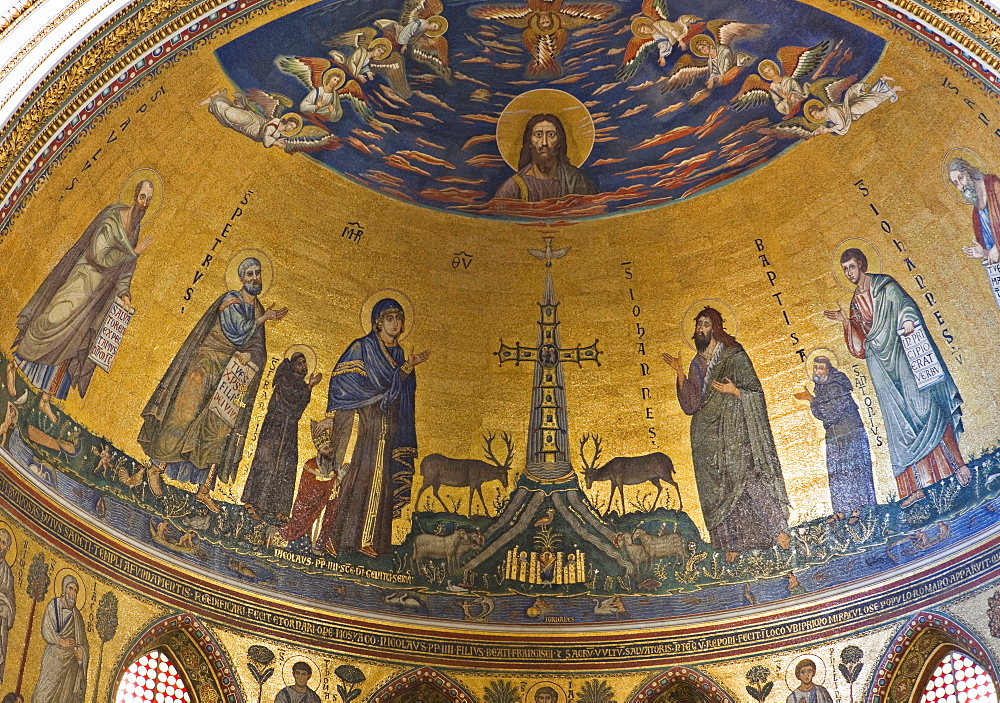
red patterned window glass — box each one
[115,650,191,703]
[921,651,998,703]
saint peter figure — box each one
[314,298,429,557]
[663,306,790,562]
[8,180,154,422]
[138,257,287,512]
[494,114,596,202]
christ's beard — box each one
[244,281,263,296]
[532,148,557,174]
[962,182,980,207]
[693,331,710,352]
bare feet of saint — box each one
[900,489,925,508]
[38,392,57,424]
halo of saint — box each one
[118,168,165,222]
[804,347,840,381]
[284,344,317,377]
[524,682,569,703]
[225,249,275,297]
[496,89,595,169]
[785,654,828,690]
[0,522,15,565]
[53,567,86,604]
[831,237,881,291]
[943,147,991,204]
[282,656,318,687]
[680,298,739,350]
[359,288,415,341]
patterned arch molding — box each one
[868,610,997,703]
[630,666,736,703]
[115,613,244,703]
[368,667,476,703]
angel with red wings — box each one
[203,88,341,153]
[660,19,768,94]
[275,55,395,132]
[375,0,452,82]
[470,0,619,79]
[729,40,834,115]
[617,0,702,82]
[325,27,413,99]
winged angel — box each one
[275,55,393,132]
[660,19,768,93]
[760,74,902,139]
[375,0,453,83]
[729,40,832,115]
[324,27,413,99]
[618,0,702,81]
[204,89,341,152]
[471,0,619,78]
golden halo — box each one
[118,168,165,223]
[785,654,827,691]
[529,11,561,35]
[680,298,739,351]
[943,147,992,205]
[322,67,346,90]
[280,113,303,136]
[425,15,448,37]
[0,522,16,565]
[805,347,840,380]
[803,99,827,124]
[370,37,392,60]
[360,288,416,341]
[53,567,86,606]
[831,237,881,292]
[282,656,318,687]
[525,682,569,703]
[225,250,275,298]
[758,59,779,79]
[284,344,318,377]
[631,16,654,35]
[496,89,595,170]
[689,34,713,58]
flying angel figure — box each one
[323,27,379,82]
[326,27,413,99]
[471,0,619,79]
[617,0,702,82]
[757,74,884,140]
[729,40,833,115]
[203,88,341,153]
[375,0,453,83]
[660,20,768,94]
[275,55,394,132]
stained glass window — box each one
[921,651,998,703]
[115,650,191,703]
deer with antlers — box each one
[579,434,682,517]
[417,432,515,516]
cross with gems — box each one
[495,236,601,467]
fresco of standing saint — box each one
[31,574,88,703]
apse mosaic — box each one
[211,0,889,220]
[2,0,1000,628]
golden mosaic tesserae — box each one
[4,0,1000,697]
